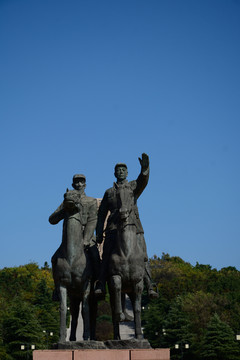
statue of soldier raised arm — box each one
[95,153,158,299]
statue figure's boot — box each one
[148,286,159,299]
[144,263,159,299]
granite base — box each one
[33,340,170,360]
[33,348,170,360]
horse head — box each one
[63,189,81,212]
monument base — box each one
[52,338,151,349]
[33,341,170,360]
[33,348,170,360]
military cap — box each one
[72,174,86,182]
[114,163,128,172]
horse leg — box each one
[110,275,126,340]
[82,280,91,340]
[111,275,125,322]
[121,293,126,314]
[109,285,120,340]
[122,294,134,322]
[69,295,80,341]
[89,290,98,340]
[129,280,144,340]
[59,285,67,342]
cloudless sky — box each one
[0,0,240,270]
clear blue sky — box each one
[0,0,239,270]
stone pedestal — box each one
[52,339,151,350]
[33,348,170,360]
[33,340,170,360]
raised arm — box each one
[134,153,150,199]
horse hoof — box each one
[69,336,76,341]
[117,312,125,322]
[148,289,159,299]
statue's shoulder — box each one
[105,186,115,196]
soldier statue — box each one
[94,153,158,299]
[50,174,99,302]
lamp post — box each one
[236,333,240,352]
[154,328,167,347]
[175,342,189,359]
[43,330,53,349]
[237,334,240,354]
[20,344,35,359]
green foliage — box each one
[141,294,169,348]
[200,313,240,360]
[0,263,59,359]
[1,255,240,360]
[0,342,13,360]
[95,288,113,341]
[2,299,44,358]
[143,253,240,360]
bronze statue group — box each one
[49,153,158,342]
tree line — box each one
[0,262,60,359]
[0,254,240,359]
[142,253,240,360]
[0,261,112,360]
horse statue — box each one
[49,188,99,342]
[108,185,145,340]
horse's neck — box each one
[116,224,137,259]
[63,217,84,265]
